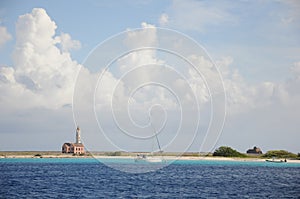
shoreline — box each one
[1,153,300,163]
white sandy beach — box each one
[2,154,300,164]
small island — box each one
[1,136,299,163]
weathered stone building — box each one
[62,126,84,155]
[246,146,262,155]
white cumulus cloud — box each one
[0,26,12,47]
[55,32,81,52]
[0,8,81,109]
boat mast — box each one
[150,122,162,153]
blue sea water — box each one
[0,158,299,198]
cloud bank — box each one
[0,7,299,152]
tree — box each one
[213,146,246,157]
[262,150,297,159]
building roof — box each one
[62,143,84,147]
[72,143,84,147]
[246,146,262,154]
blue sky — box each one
[0,0,171,64]
[0,0,299,153]
[1,0,299,81]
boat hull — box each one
[265,159,286,163]
[134,155,164,163]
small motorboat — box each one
[265,158,287,163]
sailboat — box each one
[135,154,163,163]
[134,120,164,163]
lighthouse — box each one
[62,126,84,154]
[76,126,81,144]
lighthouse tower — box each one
[76,126,81,144]
[62,126,84,154]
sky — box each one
[0,0,299,153]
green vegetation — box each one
[0,150,298,159]
[213,146,247,157]
[262,150,297,159]
[104,151,122,156]
[181,152,200,157]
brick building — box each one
[62,126,85,155]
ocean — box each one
[0,158,299,198]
